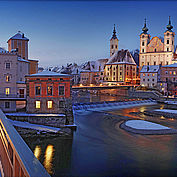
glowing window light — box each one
[47,101,52,109]
[36,101,40,109]
[5,88,10,95]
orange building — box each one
[25,70,72,114]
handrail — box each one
[0,109,50,177]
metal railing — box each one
[0,109,50,177]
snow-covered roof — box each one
[18,57,30,63]
[140,65,160,73]
[8,31,29,41]
[107,49,136,65]
[26,70,71,77]
[162,63,177,68]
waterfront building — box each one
[104,49,137,85]
[26,70,72,117]
[159,63,177,96]
[110,24,119,57]
[140,65,160,88]
[7,31,38,74]
[139,17,176,69]
[0,48,29,112]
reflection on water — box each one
[44,145,54,175]
[26,103,177,177]
[34,145,41,160]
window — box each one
[35,86,41,95]
[35,101,40,109]
[170,71,172,75]
[5,63,10,69]
[5,102,10,109]
[115,45,117,49]
[143,79,145,81]
[111,45,114,49]
[19,89,24,98]
[174,71,176,75]
[166,62,169,65]
[173,78,175,82]
[59,86,65,96]
[154,61,156,65]
[152,74,155,77]
[143,73,145,76]
[167,39,169,44]
[113,72,115,76]
[120,72,122,75]
[167,47,169,51]
[152,79,154,82]
[154,48,156,52]
[147,62,149,65]
[47,86,53,95]
[6,75,10,82]
[59,101,65,108]
[142,49,144,53]
[47,101,52,109]
[148,79,150,81]
[142,62,144,66]
[5,88,10,95]
[142,41,144,46]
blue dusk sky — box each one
[0,1,177,67]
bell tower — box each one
[110,24,118,57]
[164,16,175,52]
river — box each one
[25,103,177,177]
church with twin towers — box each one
[139,17,177,69]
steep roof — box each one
[107,49,136,65]
[26,70,71,77]
[162,63,177,68]
[8,31,29,42]
[140,65,160,73]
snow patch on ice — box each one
[125,120,170,130]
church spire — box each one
[142,18,148,34]
[166,16,173,31]
[111,24,117,39]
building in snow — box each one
[25,70,73,124]
[7,31,38,74]
[140,65,160,88]
[139,17,176,69]
[158,63,177,96]
[104,49,137,85]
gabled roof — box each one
[140,65,160,73]
[8,31,29,42]
[26,70,71,77]
[162,63,177,68]
[107,49,136,65]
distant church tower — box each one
[110,24,118,56]
[7,31,29,59]
[164,16,175,53]
[140,19,151,54]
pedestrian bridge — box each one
[0,109,50,177]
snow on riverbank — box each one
[125,120,170,130]
[155,109,177,114]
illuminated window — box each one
[47,101,52,109]
[6,75,10,82]
[143,73,145,76]
[173,71,176,75]
[36,101,40,109]
[5,88,10,95]
[170,71,172,75]
[5,63,10,69]
[35,86,41,95]
[59,86,65,96]
[47,86,53,96]
[152,74,155,76]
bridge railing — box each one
[0,109,50,177]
